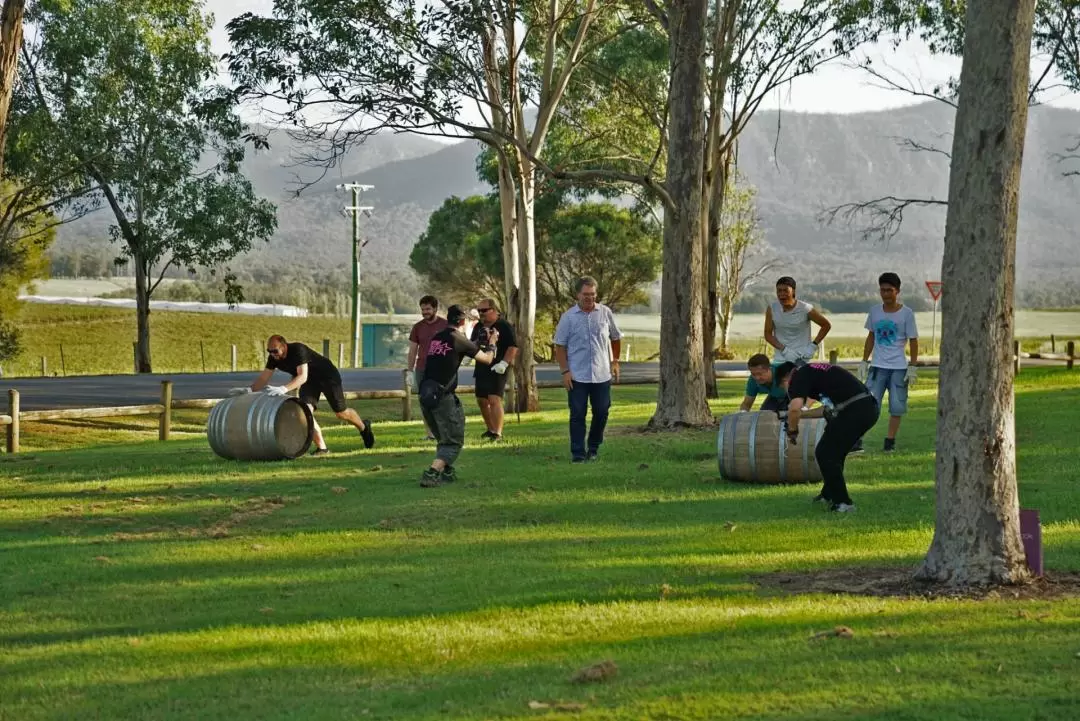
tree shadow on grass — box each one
[3,602,1080,721]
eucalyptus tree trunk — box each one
[648,0,712,429]
[0,0,25,180]
[917,0,1036,586]
[133,252,153,373]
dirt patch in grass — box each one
[755,566,1080,601]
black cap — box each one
[446,304,467,325]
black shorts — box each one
[473,370,508,398]
[299,376,347,413]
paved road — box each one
[0,362,754,411]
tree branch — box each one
[819,196,949,243]
[890,135,953,160]
[846,57,958,108]
[641,0,668,32]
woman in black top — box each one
[776,362,879,512]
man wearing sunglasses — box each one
[469,298,518,441]
[249,334,375,455]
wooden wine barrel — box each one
[716,410,827,484]
[207,393,314,461]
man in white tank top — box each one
[764,276,832,364]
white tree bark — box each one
[648,0,713,428]
[917,0,1037,586]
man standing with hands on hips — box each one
[856,272,919,453]
[554,276,623,463]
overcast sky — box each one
[210,0,1080,118]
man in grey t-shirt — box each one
[554,276,623,463]
[856,272,919,452]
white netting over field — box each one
[18,295,309,317]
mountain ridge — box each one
[49,102,1080,295]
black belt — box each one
[833,392,872,413]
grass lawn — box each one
[1,371,1079,720]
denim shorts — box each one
[867,366,908,416]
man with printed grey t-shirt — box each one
[855,272,919,453]
[554,276,623,463]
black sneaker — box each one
[440,465,457,483]
[572,457,588,464]
[830,502,856,513]
[883,438,896,453]
[359,420,375,449]
[420,468,443,487]
[850,440,864,454]
[587,450,598,461]
[311,447,330,457]
[811,493,829,504]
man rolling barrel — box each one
[739,353,790,414]
[242,334,375,456]
[776,361,877,513]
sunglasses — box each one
[477,307,494,313]
[267,347,284,355]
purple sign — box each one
[1020,509,1042,577]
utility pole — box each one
[336,183,374,368]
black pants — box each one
[815,397,879,505]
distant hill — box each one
[49,103,1080,297]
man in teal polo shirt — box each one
[739,353,789,413]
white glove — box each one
[227,387,251,397]
[857,361,869,382]
[803,343,819,361]
[492,360,509,375]
[264,385,287,396]
[905,366,918,385]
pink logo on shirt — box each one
[427,340,454,357]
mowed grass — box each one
[1,372,1080,720]
[9,304,1080,377]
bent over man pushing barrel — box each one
[245,335,375,455]
[776,361,877,513]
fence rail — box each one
[3,342,1075,454]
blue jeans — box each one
[568,381,611,460]
[866,366,909,416]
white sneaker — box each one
[831,503,856,513]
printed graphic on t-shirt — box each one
[427,339,455,357]
[873,318,900,347]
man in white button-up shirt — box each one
[554,276,623,463]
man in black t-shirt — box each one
[419,305,498,487]
[470,298,518,441]
[246,334,374,455]
[776,362,878,513]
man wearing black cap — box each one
[417,304,499,487]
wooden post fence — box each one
[159,381,173,441]
[3,347,1072,455]
[401,369,412,422]
[6,389,18,454]
[231,344,238,372]
[40,356,47,377]
[323,338,331,358]
[338,343,345,368]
